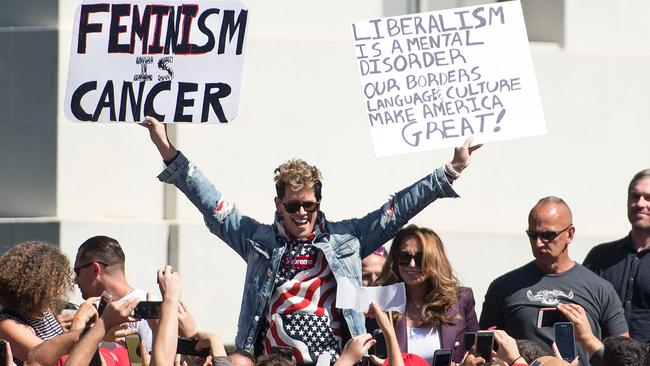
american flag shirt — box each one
[260,240,342,364]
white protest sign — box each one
[65,0,247,123]
[336,277,406,313]
[351,1,545,157]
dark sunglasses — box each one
[526,224,573,241]
[282,201,319,214]
[73,261,108,276]
[397,252,423,267]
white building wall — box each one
[0,0,648,344]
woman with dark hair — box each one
[376,224,479,364]
[0,241,74,365]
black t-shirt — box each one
[584,234,650,345]
[479,261,628,366]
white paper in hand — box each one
[335,277,406,312]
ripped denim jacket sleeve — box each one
[157,152,263,259]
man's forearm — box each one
[152,300,179,366]
[26,330,83,366]
[383,324,405,366]
[64,321,108,366]
[577,333,604,360]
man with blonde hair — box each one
[141,117,479,364]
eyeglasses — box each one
[397,252,423,267]
[526,224,573,241]
[73,261,108,277]
[282,201,319,214]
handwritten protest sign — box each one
[351,1,545,157]
[65,0,247,123]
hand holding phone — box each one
[369,329,387,359]
[492,329,521,365]
[176,337,210,357]
[554,322,576,361]
[463,332,476,352]
[96,291,113,316]
[537,308,568,328]
[475,331,494,363]
[432,349,452,366]
[133,301,162,319]
[0,340,8,365]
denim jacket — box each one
[158,152,459,352]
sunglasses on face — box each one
[397,252,423,267]
[73,261,108,277]
[282,201,319,214]
[525,224,573,241]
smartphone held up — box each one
[0,339,8,364]
[554,322,576,361]
[369,329,387,359]
[133,301,162,319]
[176,337,210,357]
[432,349,452,366]
[536,307,568,328]
[475,331,494,362]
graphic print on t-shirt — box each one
[526,289,574,305]
[263,241,341,364]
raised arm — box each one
[142,116,261,259]
[178,301,199,339]
[370,302,404,366]
[140,116,179,162]
[0,320,44,363]
[493,330,523,365]
[352,137,481,256]
[63,298,139,366]
[151,265,182,366]
[25,330,83,366]
[335,333,375,366]
[69,297,100,332]
[194,331,229,361]
[3,341,15,366]
[26,298,100,366]
[449,136,481,175]
[556,304,604,359]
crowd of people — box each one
[0,117,648,366]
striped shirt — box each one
[0,309,63,366]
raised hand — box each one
[157,265,182,302]
[556,303,603,356]
[178,301,199,338]
[337,334,375,366]
[450,137,482,173]
[70,297,100,331]
[139,116,178,162]
[493,330,521,365]
[460,352,486,366]
[195,331,226,357]
[100,297,139,330]
[3,341,15,366]
[56,311,75,333]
